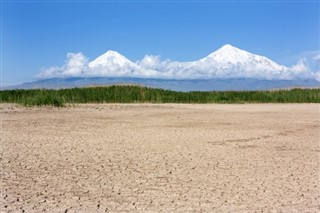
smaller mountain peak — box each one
[89,50,135,68]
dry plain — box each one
[1,103,319,212]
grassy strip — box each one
[0,85,319,106]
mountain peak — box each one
[204,44,252,64]
[199,44,285,71]
[89,50,135,68]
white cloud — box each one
[37,66,63,78]
[289,58,309,76]
[137,55,162,69]
[136,55,173,75]
[37,52,88,78]
[64,52,88,76]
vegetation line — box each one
[0,86,319,107]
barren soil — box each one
[1,104,319,212]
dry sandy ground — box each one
[1,103,319,213]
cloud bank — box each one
[37,45,320,81]
[39,53,89,78]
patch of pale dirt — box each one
[1,103,319,212]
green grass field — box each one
[0,86,319,107]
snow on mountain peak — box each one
[206,44,255,63]
[89,50,135,68]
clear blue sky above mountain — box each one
[2,1,319,85]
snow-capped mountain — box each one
[136,44,311,80]
[89,50,136,69]
[185,44,291,79]
[86,50,139,77]
[87,50,162,78]
[201,44,285,70]
[37,44,319,81]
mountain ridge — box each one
[54,44,315,81]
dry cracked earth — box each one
[1,103,319,212]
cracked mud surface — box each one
[1,104,319,212]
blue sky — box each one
[2,1,319,85]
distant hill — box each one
[2,77,319,92]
